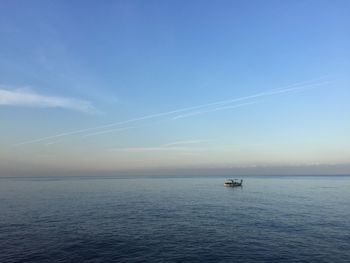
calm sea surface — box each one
[1,176,350,262]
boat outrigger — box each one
[224,179,243,187]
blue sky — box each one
[1,0,349,176]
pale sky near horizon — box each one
[1,0,350,176]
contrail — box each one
[13,78,331,146]
[173,101,259,120]
[79,79,331,137]
[14,128,97,146]
[82,126,137,138]
[172,81,330,119]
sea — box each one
[0,176,349,263]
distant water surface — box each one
[1,176,350,262]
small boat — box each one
[224,179,243,187]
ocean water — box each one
[0,176,350,263]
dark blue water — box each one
[1,176,350,262]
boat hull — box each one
[224,183,242,187]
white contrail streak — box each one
[82,126,137,138]
[173,101,259,119]
[14,128,101,146]
[13,78,331,146]
[173,81,331,119]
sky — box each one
[0,0,350,176]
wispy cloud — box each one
[0,87,95,113]
[111,147,195,153]
[162,139,212,147]
[45,141,59,146]
[13,77,332,146]
[110,139,211,153]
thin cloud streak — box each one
[45,141,61,146]
[162,139,212,147]
[173,101,259,119]
[14,78,331,146]
[82,126,137,138]
[0,87,95,113]
[77,79,332,137]
[173,80,331,119]
[109,139,211,153]
[110,147,195,152]
[14,128,99,146]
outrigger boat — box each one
[224,179,243,187]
